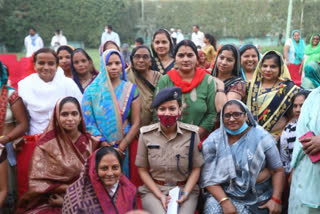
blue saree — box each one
[82,49,137,177]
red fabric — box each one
[17,138,37,199]
[287,63,301,87]
[167,67,207,93]
[129,138,143,187]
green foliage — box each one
[1,0,319,52]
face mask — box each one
[225,122,249,135]
[105,29,108,32]
[157,114,180,128]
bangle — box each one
[271,196,282,205]
[219,197,229,204]
[181,191,189,198]
[216,89,225,93]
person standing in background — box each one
[176,29,185,44]
[24,28,43,57]
[101,25,121,47]
[170,28,177,46]
[135,37,144,47]
[191,25,204,48]
[50,29,67,51]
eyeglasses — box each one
[223,112,245,120]
[133,54,150,60]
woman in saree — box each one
[57,45,74,78]
[0,61,28,212]
[246,51,300,141]
[82,49,140,178]
[239,44,260,82]
[200,100,284,214]
[151,29,176,75]
[71,48,99,93]
[284,30,305,86]
[301,60,320,89]
[155,40,219,140]
[17,48,82,198]
[211,44,247,101]
[63,146,137,214]
[289,86,320,213]
[16,96,99,214]
[126,45,161,187]
[302,34,320,69]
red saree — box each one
[63,148,137,214]
[16,99,98,214]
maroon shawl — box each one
[62,148,137,214]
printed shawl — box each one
[246,51,299,132]
[62,148,137,214]
[200,100,275,205]
[16,98,98,213]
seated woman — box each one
[82,49,140,178]
[151,29,176,75]
[289,86,320,213]
[246,51,300,140]
[136,87,204,214]
[17,48,82,198]
[155,40,220,139]
[211,44,247,101]
[71,48,99,93]
[200,100,284,214]
[57,45,74,78]
[239,44,260,82]
[0,61,28,212]
[63,146,137,213]
[301,61,320,90]
[16,96,99,213]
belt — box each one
[153,179,186,186]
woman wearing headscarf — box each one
[71,48,99,93]
[126,45,161,187]
[17,48,82,198]
[63,146,137,214]
[197,50,211,70]
[151,29,176,75]
[16,96,98,214]
[0,61,28,212]
[99,40,120,56]
[239,44,260,82]
[155,40,219,139]
[246,51,300,141]
[211,44,246,101]
[82,49,140,178]
[301,61,320,89]
[57,45,74,78]
[302,34,320,69]
[284,30,305,86]
[289,87,320,213]
[200,100,284,214]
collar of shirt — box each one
[107,180,119,197]
[156,121,184,140]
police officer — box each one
[135,86,204,214]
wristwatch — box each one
[181,191,189,198]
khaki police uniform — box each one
[135,121,204,214]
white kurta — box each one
[18,67,83,135]
[24,35,44,57]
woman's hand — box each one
[48,193,64,207]
[301,136,320,155]
[159,194,171,211]
[221,200,237,214]
[258,199,281,214]
[176,194,188,204]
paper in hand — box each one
[167,186,180,214]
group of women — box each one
[0,27,319,214]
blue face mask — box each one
[225,122,249,135]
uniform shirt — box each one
[135,122,204,183]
